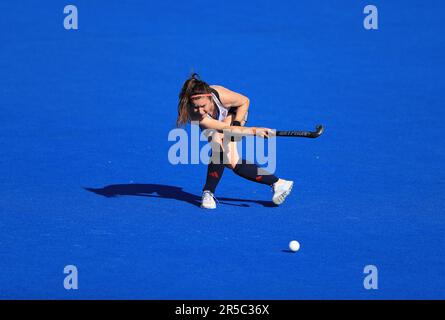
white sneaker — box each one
[272,180,294,205]
[201,190,217,209]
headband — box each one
[190,93,212,100]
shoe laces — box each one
[271,182,278,192]
[203,190,218,203]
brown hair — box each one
[177,73,212,127]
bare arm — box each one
[199,116,272,138]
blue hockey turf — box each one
[0,1,444,299]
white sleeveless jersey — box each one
[208,91,231,121]
[205,87,248,123]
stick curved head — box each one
[313,124,324,137]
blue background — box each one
[0,0,444,299]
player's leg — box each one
[203,133,226,193]
[225,134,294,205]
[201,133,226,209]
[225,137,278,185]
[201,115,235,209]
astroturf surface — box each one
[0,0,444,299]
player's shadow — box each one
[84,184,276,208]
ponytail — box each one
[177,73,211,127]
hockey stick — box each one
[275,125,324,138]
